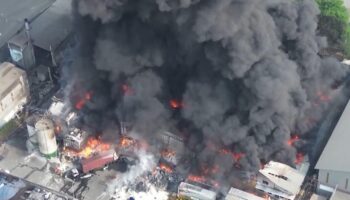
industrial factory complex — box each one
[1,0,350,200]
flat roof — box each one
[28,0,73,51]
[0,62,26,98]
[0,0,55,48]
[331,189,350,200]
[316,99,350,172]
[225,187,265,200]
[259,161,305,195]
[179,182,217,200]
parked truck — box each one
[80,150,118,173]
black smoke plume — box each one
[64,0,348,184]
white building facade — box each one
[256,161,307,200]
[316,100,350,194]
[0,62,29,127]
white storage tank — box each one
[35,118,58,158]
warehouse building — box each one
[225,187,266,200]
[178,182,217,200]
[316,100,350,194]
[0,0,55,60]
[0,62,30,127]
[256,161,307,200]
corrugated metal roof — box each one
[28,0,73,51]
[258,161,305,195]
[178,182,217,200]
[316,100,350,172]
[225,187,265,200]
[0,0,55,48]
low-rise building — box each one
[178,182,217,200]
[256,161,307,200]
[316,100,350,194]
[63,128,88,150]
[0,62,29,127]
[225,187,266,200]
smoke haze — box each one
[64,0,348,184]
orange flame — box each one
[232,152,245,162]
[188,174,220,188]
[295,153,304,165]
[219,148,245,162]
[119,136,134,147]
[161,149,176,158]
[159,163,173,173]
[64,137,111,158]
[75,91,93,110]
[169,99,183,109]
[187,175,206,183]
[287,135,300,146]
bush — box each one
[316,0,350,57]
[0,120,18,141]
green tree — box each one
[316,0,350,57]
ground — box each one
[0,128,115,200]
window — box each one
[263,180,269,185]
[326,172,329,183]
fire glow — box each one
[187,174,220,188]
[317,91,331,102]
[187,175,206,183]
[75,91,93,110]
[169,99,183,109]
[159,163,173,173]
[161,149,176,158]
[119,136,135,147]
[295,153,304,165]
[202,165,220,175]
[122,84,133,96]
[219,148,246,163]
[287,135,300,146]
[64,137,111,158]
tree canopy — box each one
[316,0,350,57]
[317,0,349,23]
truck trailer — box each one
[81,151,118,173]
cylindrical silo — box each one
[35,118,58,158]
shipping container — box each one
[81,151,118,173]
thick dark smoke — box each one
[65,0,348,183]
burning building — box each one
[178,181,217,200]
[256,161,308,200]
[57,0,350,195]
[158,131,185,166]
[63,128,89,150]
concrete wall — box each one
[319,169,350,192]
